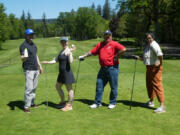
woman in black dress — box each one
[42,37,76,111]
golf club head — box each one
[79,58,84,61]
[79,56,85,61]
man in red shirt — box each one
[79,30,126,109]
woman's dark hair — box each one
[146,32,155,39]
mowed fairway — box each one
[0,38,180,135]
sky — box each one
[1,0,117,19]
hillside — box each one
[33,18,56,24]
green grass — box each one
[0,38,180,135]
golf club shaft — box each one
[45,65,48,110]
[74,60,81,95]
[130,59,137,110]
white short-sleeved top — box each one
[143,41,163,65]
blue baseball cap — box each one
[104,30,112,35]
[60,37,68,41]
[24,29,34,35]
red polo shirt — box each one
[90,40,125,67]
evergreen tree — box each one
[18,19,26,38]
[116,0,180,43]
[103,0,111,20]
[42,13,49,37]
[34,22,43,37]
[56,10,76,37]
[91,3,95,10]
[96,4,102,16]
[175,0,180,42]
[0,3,9,49]
[8,14,20,39]
[56,12,67,36]
[20,10,27,29]
[27,11,34,29]
[64,10,76,38]
[117,0,128,17]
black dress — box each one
[56,51,75,84]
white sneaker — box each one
[146,101,155,107]
[108,104,116,109]
[154,107,166,113]
[90,103,102,109]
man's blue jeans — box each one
[94,64,119,105]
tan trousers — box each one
[146,65,164,102]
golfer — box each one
[19,29,43,113]
[79,30,126,109]
[134,32,165,113]
[42,37,76,112]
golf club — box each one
[130,59,137,110]
[44,65,48,110]
[74,59,81,95]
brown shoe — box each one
[31,104,39,108]
[24,108,30,113]
[61,104,72,112]
[56,102,66,109]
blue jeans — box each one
[94,64,119,105]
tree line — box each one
[110,0,180,47]
[0,0,179,49]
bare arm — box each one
[116,48,126,56]
[83,51,92,58]
[157,56,163,66]
[132,55,143,61]
[79,51,92,61]
[113,48,126,61]
[42,58,57,64]
[137,56,143,61]
[37,55,43,74]
[79,51,92,60]
[68,52,73,64]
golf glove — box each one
[79,56,85,61]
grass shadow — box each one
[117,100,155,110]
[7,100,24,111]
[75,99,108,106]
[41,101,59,109]
[0,64,10,68]
[0,48,7,51]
